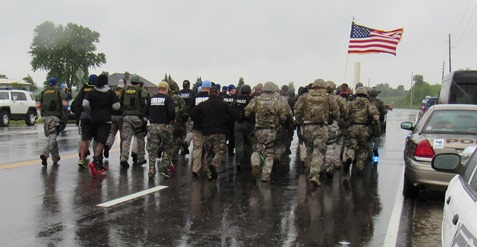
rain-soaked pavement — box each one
[0,109,434,246]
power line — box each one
[454,0,477,47]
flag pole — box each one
[345,17,354,83]
[344,54,349,82]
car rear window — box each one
[423,110,477,134]
[0,92,9,100]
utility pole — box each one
[410,72,413,109]
[448,34,452,72]
[442,61,446,80]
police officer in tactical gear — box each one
[368,88,387,157]
[343,87,380,174]
[294,78,340,186]
[245,81,288,182]
[36,77,68,166]
[120,74,149,168]
[232,84,254,170]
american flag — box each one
[348,22,404,56]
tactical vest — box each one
[303,90,329,124]
[233,95,252,122]
[122,86,143,116]
[254,93,278,127]
[41,87,62,117]
[349,96,370,124]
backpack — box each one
[303,90,329,124]
[349,96,370,124]
[41,87,62,117]
[254,94,278,127]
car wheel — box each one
[0,110,10,127]
[403,176,419,199]
[25,109,37,126]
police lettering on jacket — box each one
[151,97,166,106]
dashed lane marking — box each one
[0,147,120,170]
[97,186,169,208]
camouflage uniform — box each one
[37,81,67,166]
[203,134,226,171]
[147,124,173,176]
[273,90,294,161]
[120,76,149,167]
[244,82,288,182]
[106,84,124,157]
[325,81,348,170]
[294,79,339,186]
[344,87,380,173]
[168,81,189,160]
[368,88,387,157]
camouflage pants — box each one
[345,124,371,171]
[106,115,123,151]
[172,123,186,159]
[302,124,328,179]
[251,128,276,180]
[121,115,146,162]
[326,121,342,169]
[234,121,253,167]
[42,116,61,162]
[147,124,173,172]
[274,127,287,160]
[203,134,226,169]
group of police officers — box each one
[36,74,387,186]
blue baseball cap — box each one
[48,78,58,86]
[202,80,212,88]
[88,74,97,85]
[227,84,236,91]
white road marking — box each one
[383,166,405,246]
[97,185,168,208]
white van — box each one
[438,70,477,104]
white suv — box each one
[0,89,38,127]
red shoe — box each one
[168,162,175,173]
[89,162,97,177]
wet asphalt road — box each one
[0,109,441,246]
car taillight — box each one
[413,140,435,158]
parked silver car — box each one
[401,104,477,198]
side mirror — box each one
[401,122,414,131]
[431,153,461,173]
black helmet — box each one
[241,84,252,94]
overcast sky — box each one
[2,0,477,90]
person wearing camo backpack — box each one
[294,78,339,186]
[244,81,288,182]
[343,87,380,175]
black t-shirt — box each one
[145,93,176,124]
[84,89,119,124]
[178,88,194,107]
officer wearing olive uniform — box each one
[36,78,68,166]
[343,87,380,174]
[120,74,149,168]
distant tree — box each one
[288,82,295,94]
[396,85,405,96]
[29,21,106,88]
[0,74,7,79]
[413,74,424,86]
[23,74,38,91]
[238,77,245,87]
